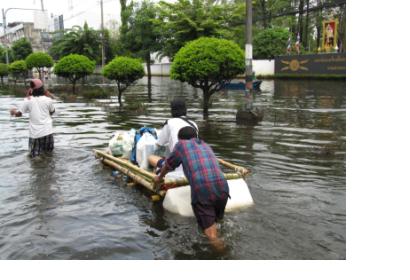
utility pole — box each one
[2,9,9,64]
[245,0,253,90]
[100,0,105,70]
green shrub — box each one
[253,27,289,60]
[8,60,27,84]
[25,52,54,80]
[54,54,95,94]
[0,63,8,85]
[102,56,144,106]
[171,37,245,117]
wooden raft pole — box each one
[218,158,250,176]
[162,172,243,189]
[94,149,249,195]
[102,158,161,195]
[94,149,155,181]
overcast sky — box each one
[2,0,122,30]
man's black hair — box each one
[178,126,198,140]
[32,86,45,97]
[171,98,187,118]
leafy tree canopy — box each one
[26,52,54,69]
[156,0,239,60]
[0,46,8,63]
[8,60,27,76]
[11,38,33,61]
[0,63,8,76]
[49,23,115,64]
[171,37,244,117]
[102,56,144,85]
[53,54,95,94]
[253,27,289,59]
[102,56,144,105]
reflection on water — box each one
[0,77,345,259]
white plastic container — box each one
[162,178,254,217]
[108,131,134,158]
[136,132,157,170]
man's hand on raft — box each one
[153,175,163,192]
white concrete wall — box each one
[144,59,275,76]
[144,63,171,76]
[252,59,275,75]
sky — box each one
[2,0,122,31]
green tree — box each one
[254,27,289,59]
[0,63,8,85]
[49,23,101,63]
[53,54,95,94]
[119,1,159,83]
[102,56,144,106]
[25,52,54,80]
[156,0,237,60]
[0,45,8,63]
[130,0,160,84]
[171,37,245,118]
[11,38,33,61]
[8,60,27,85]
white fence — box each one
[144,59,275,76]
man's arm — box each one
[153,143,183,190]
[154,164,171,185]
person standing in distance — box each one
[10,79,56,158]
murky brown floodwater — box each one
[0,77,345,259]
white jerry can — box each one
[162,178,254,217]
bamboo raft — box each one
[93,149,250,200]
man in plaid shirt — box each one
[153,126,230,250]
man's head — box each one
[30,79,45,96]
[178,126,198,140]
[170,98,187,118]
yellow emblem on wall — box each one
[281,59,309,71]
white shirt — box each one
[156,117,198,152]
[20,96,55,139]
[156,117,198,177]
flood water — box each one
[0,77,345,259]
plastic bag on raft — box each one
[108,131,134,158]
[136,131,157,170]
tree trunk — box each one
[37,67,42,81]
[145,53,152,84]
[203,89,211,119]
[338,3,346,52]
[72,80,76,94]
[260,0,268,29]
[147,77,152,103]
[315,0,323,51]
[304,0,310,48]
[1,76,3,85]
[117,82,123,106]
[298,0,305,46]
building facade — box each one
[0,21,52,52]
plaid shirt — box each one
[166,138,229,204]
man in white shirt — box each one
[149,98,198,174]
[10,79,56,157]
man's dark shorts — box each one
[192,196,228,230]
